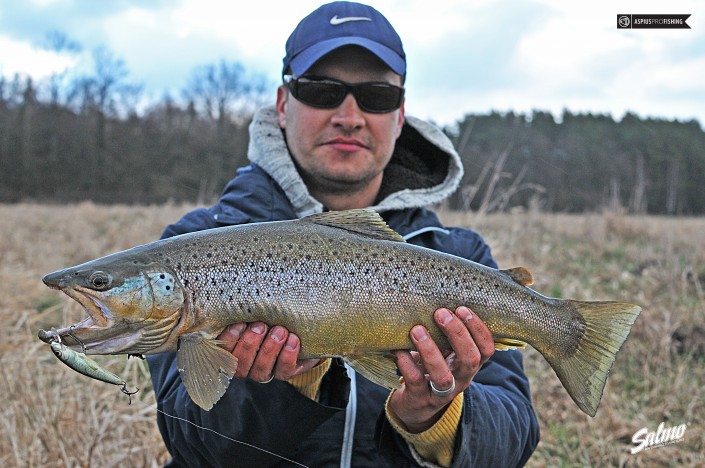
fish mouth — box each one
[38,287,140,354]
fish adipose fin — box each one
[344,354,401,389]
[176,333,239,411]
[302,209,406,243]
[546,301,641,417]
[501,267,534,286]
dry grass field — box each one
[0,203,702,467]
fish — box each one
[38,209,641,416]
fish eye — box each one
[88,271,111,290]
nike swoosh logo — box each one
[330,15,372,25]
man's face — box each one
[276,46,405,205]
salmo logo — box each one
[631,422,687,454]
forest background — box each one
[1,43,703,215]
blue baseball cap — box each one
[283,1,406,77]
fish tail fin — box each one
[544,301,641,417]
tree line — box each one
[1,41,703,214]
[447,111,705,214]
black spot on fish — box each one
[160,274,165,279]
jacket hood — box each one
[247,105,463,217]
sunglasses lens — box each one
[293,80,346,108]
[356,84,402,113]
[289,77,403,113]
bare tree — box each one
[184,60,269,130]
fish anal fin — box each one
[301,209,405,243]
[345,354,401,389]
[494,338,527,350]
[502,267,534,286]
[176,332,238,411]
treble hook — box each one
[120,383,140,404]
[67,324,87,353]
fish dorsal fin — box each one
[501,267,534,286]
[301,209,405,242]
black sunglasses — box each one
[285,75,404,114]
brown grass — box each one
[1,203,703,466]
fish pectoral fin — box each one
[301,209,405,242]
[176,332,239,411]
[494,338,527,350]
[501,267,534,286]
[344,355,401,390]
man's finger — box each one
[232,322,268,378]
[456,306,495,365]
[249,326,288,382]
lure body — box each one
[50,340,138,400]
[51,341,126,385]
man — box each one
[148,2,539,467]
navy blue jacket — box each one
[147,164,539,467]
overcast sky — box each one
[1,0,703,127]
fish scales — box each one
[166,221,556,356]
[39,209,641,415]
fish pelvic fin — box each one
[547,301,641,417]
[301,209,406,243]
[344,354,401,389]
[176,333,239,411]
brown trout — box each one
[38,209,641,416]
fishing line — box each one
[154,407,309,468]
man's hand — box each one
[389,306,495,433]
[218,323,320,383]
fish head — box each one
[38,251,185,355]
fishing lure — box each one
[46,332,307,466]
[49,338,139,402]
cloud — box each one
[0,0,702,126]
[0,36,76,78]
